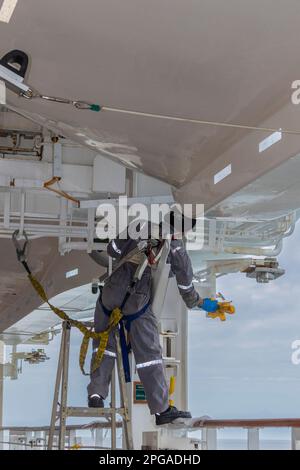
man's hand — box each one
[199,298,219,313]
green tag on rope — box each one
[90,104,101,112]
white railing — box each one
[0,422,122,450]
[190,418,300,450]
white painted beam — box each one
[80,195,174,208]
[0,341,4,450]
[0,0,18,23]
[0,159,93,194]
[0,80,6,104]
[292,428,300,450]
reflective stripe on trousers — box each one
[93,348,117,358]
[136,359,163,369]
[87,301,169,414]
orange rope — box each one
[43,176,80,207]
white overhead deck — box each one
[0,1,300,344]
[1,1,300,211]
[1,4,300,446]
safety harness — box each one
[99,239,165,382]
[100,295,150,383]
[12,230,164,380]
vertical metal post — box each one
[202,428,217,450]
[26,431,33,449]
[0,79,6,105]
[11,344,18,380]
[69,429,77,449]
[58,322,71,450]
[291,427,300,450]
[111,363,117,449]
[0,341,4,451]
[87,208,95,253]
[53,142,62,179]
[114,329,134,450]
[208,219,217,251]
[247,428,260,450]
[37,431,46,450]
[207,428,217,450]
[59,198,68,254]
[32,431,43,450]
[4,192,10,229]
[19,191,26,237]
[94,426,103,449]
[48,326,66,449]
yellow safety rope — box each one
[168,376,176,407]
[28,274,122,375]
[69,443,82,450]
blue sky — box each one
[3,223,300,430]
[189,223,300,420]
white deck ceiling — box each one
[1,1,300,210]
[1,1,300,337]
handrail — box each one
[192,418,300,428]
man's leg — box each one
[128,307,169,415]
[87,298,116,403]
[129,306,192,424]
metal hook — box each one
[35,95,101,111]
[12,229,29,263]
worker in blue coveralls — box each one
[87,213,218,425]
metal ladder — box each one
[47,321,134,450]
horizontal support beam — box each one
[0,158,93,194]
[66,406,125,417]
[0,423,122,431]
[80,195,174,208]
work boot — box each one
[88,394,104,408]
[155,406,192,425]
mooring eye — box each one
[0,49,29,78]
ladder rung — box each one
[49,323,134,450]
[66,406,125,418]
[160,331,179,337]
[163,357,180,364]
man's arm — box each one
[169,239,202,309]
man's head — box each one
[127,209,197,241]
[158,210,197,239]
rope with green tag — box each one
[12,230,120,375]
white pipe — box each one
[19,191,25,236]
[224,239,283,257]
